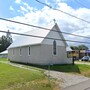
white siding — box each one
[8,45,41,64]
[39,44,69,64]
[8,44,72,65]
[42,26,65,46]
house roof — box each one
[0,50,8,54]
[8,23,67,49]
[66,47,73,51]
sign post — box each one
[48,63,50,85]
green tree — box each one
[70,45,88,50]
[78,45,88,50]
[70,46,79,50]
[0,30,13,52]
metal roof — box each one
[8,23,67,49]
[66,47,73,51]
[0,50,8,54]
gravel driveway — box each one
[45,70,89,89]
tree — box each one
[78,45,88,50]
[70,45,89,50]
[0,30,13,52]
[70,46,78,50]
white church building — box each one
[8,23,72,65]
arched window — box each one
[28,46,30,55]
[13,49,14,55]
[53,40,56,55]
[19,48,22,56]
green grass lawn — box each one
[29,63,90,77]
[49,64,90,76]
[0,58,8,61]
[1,58,90,90]
[0,60,57,90]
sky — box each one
[0,0,90,47]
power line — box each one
[35,0,90,24]
[74,0,89,8]
[0,30,90,44]
[0,17,90,40]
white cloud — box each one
[53,0,68,5]
[0,21,9,37]
[0,1,90,46]
[15,0,21,4]
[10,6,14,11]
[20,6,28,12]
[22,2,34,11]
[45,0,50,5]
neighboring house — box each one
[67,48,90,59]
[79,50,90,59]
[0,50,8,58]
[8,23,72,65]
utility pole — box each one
[6,30,13,43]
[53,19,56,24]
[48,63,51,85]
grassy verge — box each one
[0,58,8,61]
[27,64,90,77]
[0,61,58,90]
[51,64,90,77]
[1,58,90,90]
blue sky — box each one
[1,0,36,17]
[0,0,90,47]
[0,0,89,18]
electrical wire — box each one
[35,0,90,24]
[0,17,90,40]
[0,30,90,44]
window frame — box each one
[13,49,14,55]
[19,48,22,56]
[52,40,57,55]
[28,46,31,56]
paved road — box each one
[63,79,90,90]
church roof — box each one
[8,23,67,49]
